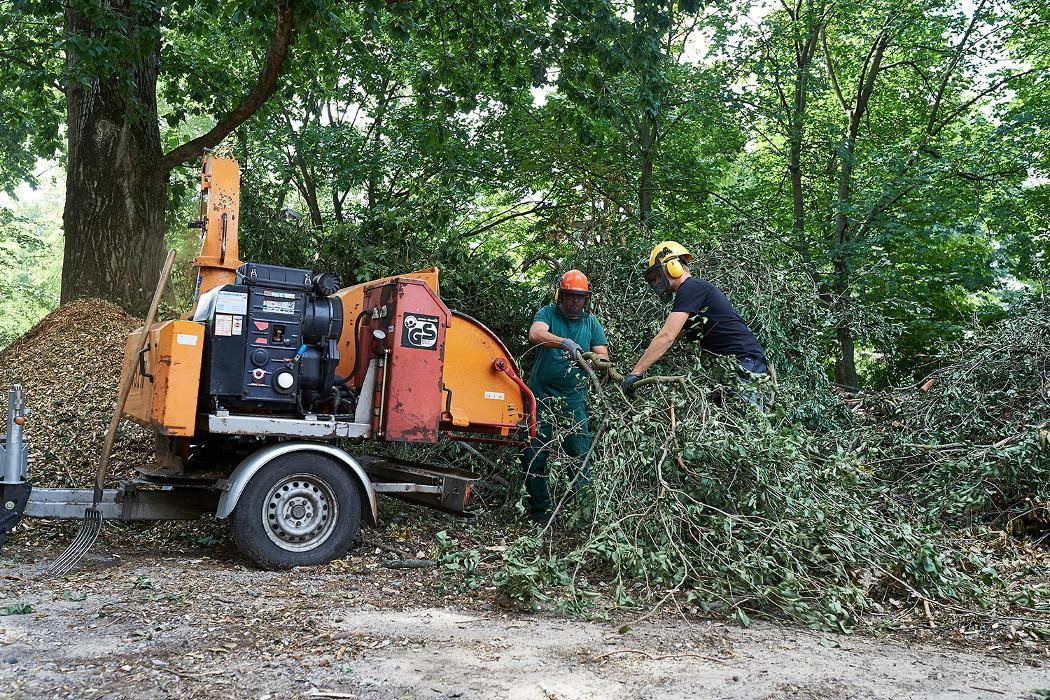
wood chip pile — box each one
[0,299,156,488]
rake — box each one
[47,249,177,576]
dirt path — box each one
[1,537,1044,700]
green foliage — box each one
[433,247,1047,632]
[0,174,62,349]
[863,298,1050,520]
[0,602,33,615]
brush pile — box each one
[432,245,1048,651]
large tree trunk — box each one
[59,1,295,314]
[61,0,165,314]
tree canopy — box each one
[0,0,1046,384]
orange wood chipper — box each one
[0,155,536,570]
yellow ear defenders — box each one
[664,256,686,279]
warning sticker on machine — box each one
[262,299,296,315]
[484,391,505,400]
[231,316,243,335]
[401,313,440,350]
[215,291,248,315]
[176,333,199,346]
[214,314,233,336]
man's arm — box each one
[630,312,689,375]
[529,321,565,348]
[590,344,609,360]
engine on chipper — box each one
[195,262,346,416]
[0,154,536,571]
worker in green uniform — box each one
[522,269,610,524]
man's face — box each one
[558,292,589,319]
[644,263,672,298]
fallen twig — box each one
[591,648,725,663]
[358,535,409,559]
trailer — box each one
[0,363,509,568]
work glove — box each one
[621,373,642,397]
[560,338,583,357]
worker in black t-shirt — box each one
[621,241,768,400]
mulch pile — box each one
[0,298,157,488]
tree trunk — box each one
[59,1,294,313]
[294,153,324,230]
[835,317,859,389]
[638,114,655,230]
[827,29,890,391]
[61,0,165,314]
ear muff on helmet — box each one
[664,257,685,279]
[646,241,691,281]
[644,241,692,295]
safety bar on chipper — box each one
[493,358,537,440]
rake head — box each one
[45,507,103,576]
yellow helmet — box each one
[647,241,692,279]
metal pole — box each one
[2,385,25,485]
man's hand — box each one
[621,373,642,397]
[560,338,583,357]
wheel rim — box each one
[262,472,339,552]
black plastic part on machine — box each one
[0,482,31,549]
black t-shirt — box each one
[672,277,765,361]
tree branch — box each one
[821,29,849,116]
[927,0,986,135]
[157,0,295,173]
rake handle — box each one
[93,249,178,505]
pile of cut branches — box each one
[856,298,1049,526]
[434,245,1047,644]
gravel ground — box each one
[1,516,1047,700]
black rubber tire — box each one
[230,452,362,570]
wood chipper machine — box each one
[0,155,536,570]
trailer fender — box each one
[216,442,378,524]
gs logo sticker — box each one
[401,313,440,350]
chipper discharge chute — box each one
[2,153,535,572]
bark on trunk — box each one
[61,0,165,315]
[835,318,859,389]
[59,0,294,314]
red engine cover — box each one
[361,278,450,443]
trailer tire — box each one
[231,453,362,570]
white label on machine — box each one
[214,314,233,336]
[484,391,505,400]
[176,333,199,346]
[215,290,248,315]
[231,316,243,335]
[262,299,296,315]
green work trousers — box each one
[521,397,591,523]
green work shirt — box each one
[527,305,609,402]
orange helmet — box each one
[556,269,591,302]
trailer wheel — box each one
[231,453,362,570]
